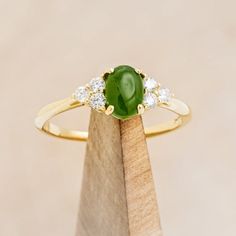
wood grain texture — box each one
[76,110,162,236]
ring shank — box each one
[35,97,191,141]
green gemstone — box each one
[105,65,144,120]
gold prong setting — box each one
[135,68,146,78]
[109,68,114,74]
[73,66,173,118]
[137,104,145,114]
[105,105,114,116]
[135,68,142,74]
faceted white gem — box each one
[89,77,105,92]
[143,93,158,109]
[89,93,106,110]
[74,86,90,103]
[144,77,158,91]
[158,88,172,103]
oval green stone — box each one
[105,65,144,120]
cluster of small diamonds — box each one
[74,73,172,113]
[143,77,172,109]
[74,77,106,111]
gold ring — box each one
[35,65,191,141]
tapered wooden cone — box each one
[76,110,162,236]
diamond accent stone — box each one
[143,93,158,109]
[158,88,172,103]
[143,77,158,91]
[89,93,106,110]
[74,86,90,103]
[89,77,105,92]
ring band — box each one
[35,65,191,141]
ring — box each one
[35,65,191,141]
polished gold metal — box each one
[35,96,191,141]
[105,105,114,115]
[137,104,145,115]
[135,68,142,74]
[109,68,114,73]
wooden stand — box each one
[76,110,162,236]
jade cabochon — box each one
[104,65,144,120]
